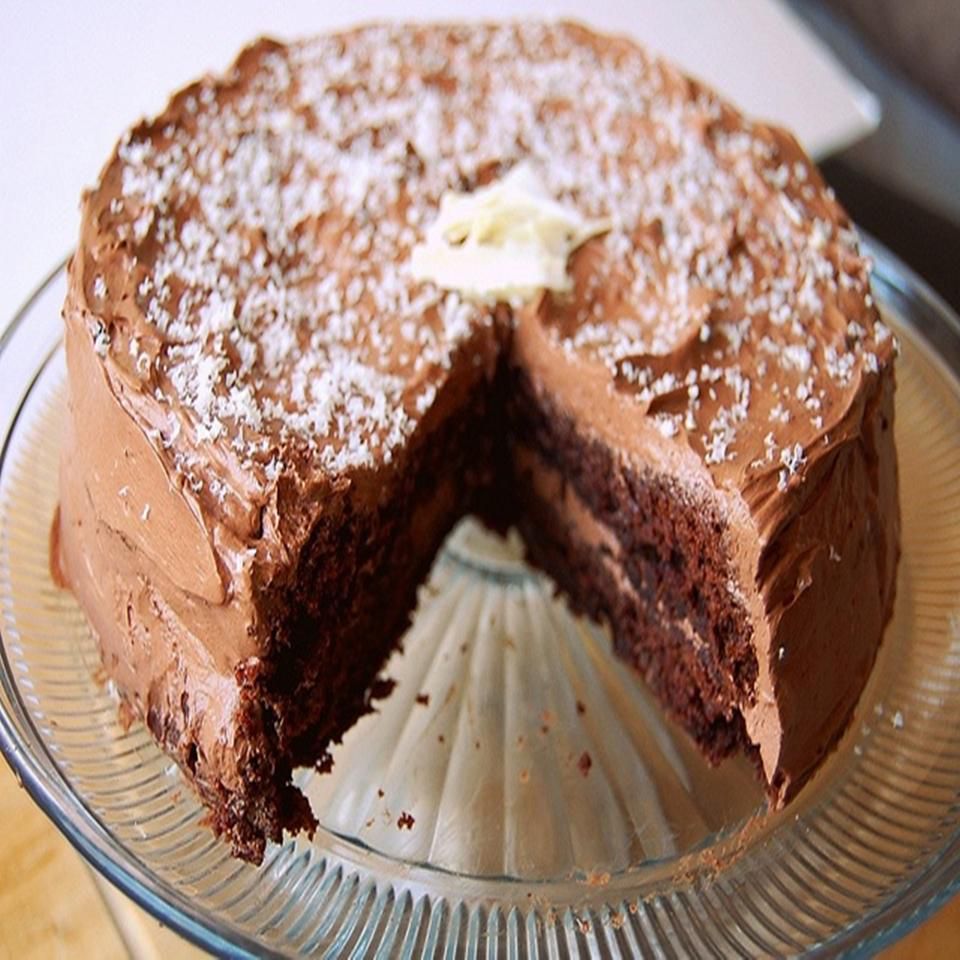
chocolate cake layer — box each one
[57,21,899,861]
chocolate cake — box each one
[55,21,899,863]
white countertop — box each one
[0,0,876,327]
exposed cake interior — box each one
[508,368,760,770]
[256,329,505,771]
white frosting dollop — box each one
[410,162,610,303]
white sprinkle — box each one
[781,344,811,374]
[847,320,867,340]
[704,431,731,465]
[264,457,283,482]
[92,320,111,357]
[655,416,679,438]
[779,443,805,479]
[769,402,790,425]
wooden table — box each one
[1,758,956,957]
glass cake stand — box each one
[2,238,960,958]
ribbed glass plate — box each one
[1,239,960,958]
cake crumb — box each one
[578,751,593,777]
[397,811,415,830]
[377,788,384,799]
[369,677,396,701]
[117,699,136,731]
[576,699,586,715]
[415,692,430,706]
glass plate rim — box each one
[0,235,959,958]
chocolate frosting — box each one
[57,20,898,844]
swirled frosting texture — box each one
[76,23,892,492]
